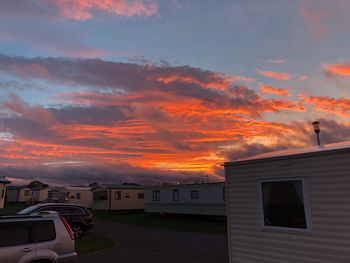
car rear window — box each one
[31,220,56,243]
[0,221,29,247]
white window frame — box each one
[258,177,312,233]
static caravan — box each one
[31,187,51,203]
[92,184,144,211]
[47,188,68,203]
[6,186,32,203]
[64,186,93,208]
[224,141,350,263]
[0,177,11,208]
[144,182,226,216]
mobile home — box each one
[144,182,226,216]
[0,177,11,208]
[224,141,350,263]
[64,186,93,208]
[6,186,32,203]
[92,184,144,211]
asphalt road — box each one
[79,219,228,263]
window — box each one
[152,190,160,201]
[93,191,108,200]
[24,190,30,196]
[173,189,179,201]
[115,191,121,200]
[260,178,310,231]
[42,206,71,215]
[0,221,29,247]
[76,193,81,200]
[125,193,130,198]
[191,190,199,199]
[69,207,86,215]
[138,193,144,199]
[223,187,226,201]
[31,220,56,243]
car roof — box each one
[35,203,88,208]
[0,212,59,221]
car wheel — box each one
[72,223,84,239]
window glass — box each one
[261,179,308,229]
[43,206,71,215]
[0,222,29,247]
[24,190,30,196]
[191,190,199,199]
[76,193,81,200]
[31,220,55,243]
[93,191,108,200]
[138,193,144,199]
[115,191,121,200]
[173,189,179,201]
[69,207,85,215]
[152,190,160,201]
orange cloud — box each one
[300,93,350,117]
[257,70,294,80]
[323,63,350,76]
[259,85,291,97]
[53,0,158,20]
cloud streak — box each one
[257,70,294,81]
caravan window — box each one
[152,190,160,201]
[259,178,311,231]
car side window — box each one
[47,206,71,215]
[30,220,56,243]
[70,207,86,215]
[0,221,29,247]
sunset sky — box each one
[1,0,350,185]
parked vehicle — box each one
[18,203,93,239]
[0,211,77,263]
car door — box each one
[31,220,57,258]
[0,221,36,263]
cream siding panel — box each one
[226,151,350,263]
[67,189,93,208]
[110,189,144,210]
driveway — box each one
[79,219,228,263]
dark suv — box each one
[18,203,93,239]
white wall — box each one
[144,183,226,216]
[225,150,350,263]
[66,189,93,208]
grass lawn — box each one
[75,232,117,256]
[0,203,29,215]
[96,213,227,233]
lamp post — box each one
[312,121,320,145]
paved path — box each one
[79,219,228,263]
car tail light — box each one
[60,216,74,240]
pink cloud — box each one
[259,85,291,97]
[259,59,286,64]
[52,0,158,21]
[298,75,307,81]
[257,70,294,81]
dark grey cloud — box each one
[0,163,214,186]
[0,54,266,115]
